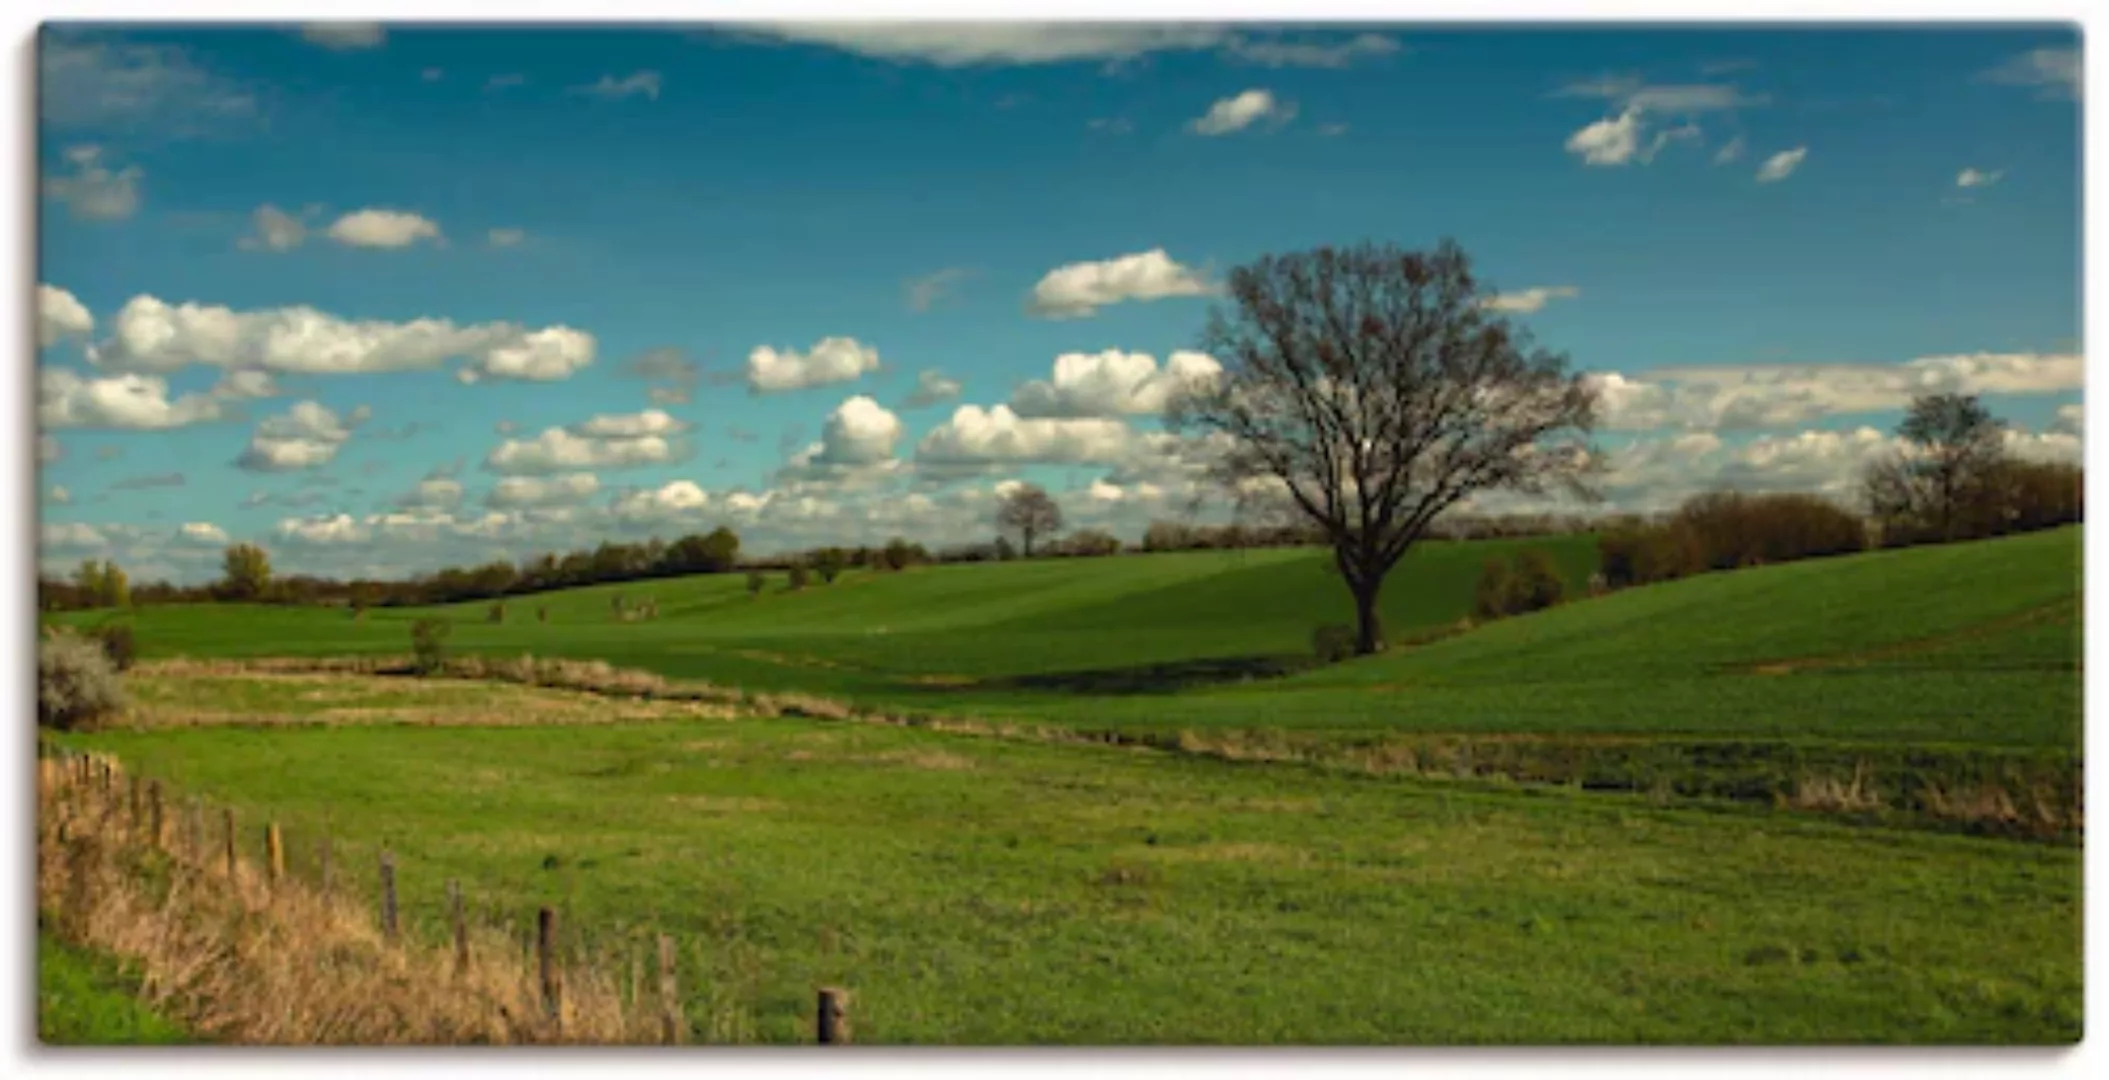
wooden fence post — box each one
[265,823,284,888]
[449,880,468,976]
[379,852,398,940]
[222,808,237,883]
[658,934,682,1045]
[817,987,850,1045]
[147,780,165,851]
[538,907,562,1035]
[129,774,143,834]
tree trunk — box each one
[1351,580,1384,655]
[1023,530,1034,558]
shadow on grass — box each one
[963,654,1320,696]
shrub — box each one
[1986,461,2083,536]
[537,606,549,623]
[787,563,810,591]
[1310,624,1357,664]
[881,537,924,571]
[488,601,507,624]
[1673,491,1865,570]
[88,622,137,672]
[1474,558,1515,620]
[746,570,766,597]
[1597,515,1724,589]
[410,618,452,675]
[1059,529,1123,558]
[814,549,848,584]
[1596,527,1649,589]
[39,628,125,730]
[1507,549,1566,614]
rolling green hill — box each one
[60,533,1599,693]
[52,527,2080,749]
[1058,526,2082,748]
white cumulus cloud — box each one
[1482,286,1581,314]
[179,521,230,545]
[489,473,601,509]
[571,409,688,439]
[1188,88,1295,135]
[1589,351,2083,432]
[915,404,1140,467]
[1756,146,1808,184]
[746,337,882,392]
[326,208,443,248]
[235,400,363,472]
[1027,249,1215,319]
[277,513,368,545]
[1564,108,1645,166]
[39,284,94,348]
[485,420,679,475]
[87,294,595,382]
[38,368,224,430]
[1010,350,1222,419]
[817,395,904,465]
[610,480,711,524]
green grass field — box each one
[57,527,2080,750]
[41,527,2085,1042]
[38,929,193,1045]
[54,698,2083,1044]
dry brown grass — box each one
[1918,781,2023,828]
[36,754,679,1045]
[1784,764,1884,814]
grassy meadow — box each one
[37,931,193,1045]
[38,526,2085,1043]
[49,527,2079,747]
[52,680,2084,1044]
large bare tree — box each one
[996,483,1064,558]
[1173,240,1601,655]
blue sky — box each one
[35,22,2084,582]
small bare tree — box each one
[1861,392,2008,543]
[996,484,1063,558]
[1174,239,1601,655]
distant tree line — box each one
[1595,393,2081,590]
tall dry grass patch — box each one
[36,752,674,1045]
